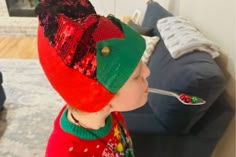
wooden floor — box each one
[0,37,38,59]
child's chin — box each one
[140,97,148,106]
[131,100,148,111]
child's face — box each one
[110,61,150,112]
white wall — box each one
[90,0,147,23]
[89,0,171,24]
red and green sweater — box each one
[45,106,134,157]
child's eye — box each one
[133,75,140,80]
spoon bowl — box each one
[148,88,206,105]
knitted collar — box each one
[60,107,112,140]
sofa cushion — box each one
[0,72,6,110]
[0,72,3,84]
[142,2,172,36]
[123,94,234,157]
[123,104,169,134]
[127,19,153,36]
[148,39,225,134]
[125,2,226,134]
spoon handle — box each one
[148,88,178,97]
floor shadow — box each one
[0,107,8,138]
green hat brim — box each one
[96,16,146,93]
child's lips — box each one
[144,84,149,93]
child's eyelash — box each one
[134,75,140,79]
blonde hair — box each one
[67,105,89,116]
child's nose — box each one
[142,62,151,78]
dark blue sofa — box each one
[123,2,234,157]
[0,71,6,111]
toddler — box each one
[36,0,150,156]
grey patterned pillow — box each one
[141,35,160,64]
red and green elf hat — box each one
[36,0,145,112]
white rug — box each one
[0,59,64,157]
